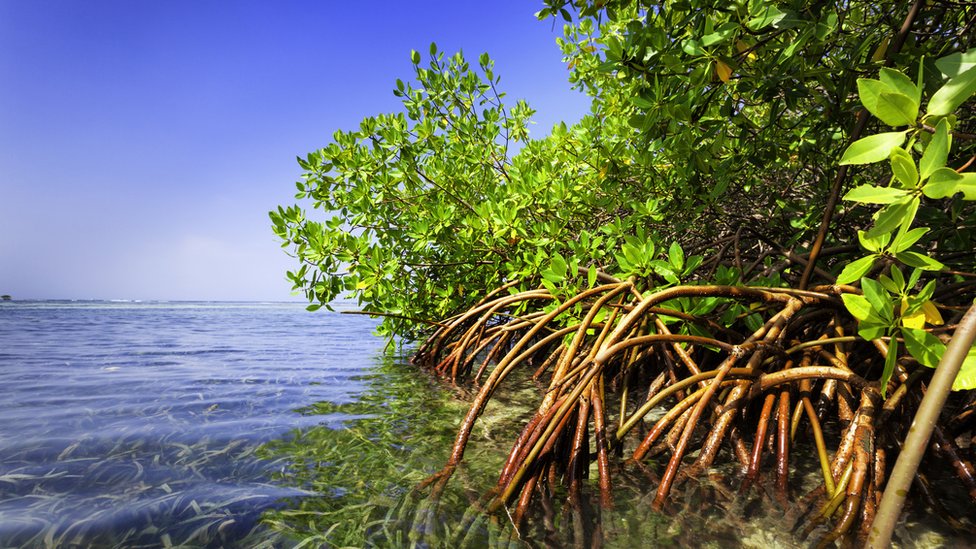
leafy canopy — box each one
[272,0,975,385]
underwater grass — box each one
[0,407,297,548]
[257,356,495,547]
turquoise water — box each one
[0,300,390,547]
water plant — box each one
[257,356,550,547]
[273,0,976,545]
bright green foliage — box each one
[840,267,945,395]
[271,45,679,338]
[543,0,974,309]
[274,1,976,390]
[271,48,539,337]
[554,2,915,237]
[836,51,976,390]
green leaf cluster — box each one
[835,49,976,390]
[840,266,950,394]
[274,1,976,390]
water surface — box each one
[0,300,387,547]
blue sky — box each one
[0,1,590,301]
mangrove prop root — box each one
[404,277,976,546]
[776,387,791,499]
[591,381,613,509]
[686,299,806,479]
[744,392,778,490]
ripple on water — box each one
[0,301,384,547]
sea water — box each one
[0,300,391,547]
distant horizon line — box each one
[0,297,360,304]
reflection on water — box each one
[0,301,385,547]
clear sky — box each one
[0,1,590,301]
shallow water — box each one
[1,301,968,548]
[0,300,388,547]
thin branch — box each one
[920,122,976,140]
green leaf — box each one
[952,349,976,391]
[836,255,877,285]
[744,313,764,333]
[901,327,946,368]
[841,293,872,320]
[541,278,559,295]
[908,268,923,288]
[922,167,962,198]
[650,260,679,284]
[681,38,704,57]
[857,78,886,110]
[894,251,945,271]
[839,131,908,165]
[917,56,925,102]
[701,22,738,46]
[410,50,421,64]
[889,147,918,188]
[878,274,900,295]
[890,227,929,253]
[936,48,976,78]
[587,265,597,288]
[553,252,568,276]
[856,79,917,126]
[614,252,633,274]
[919,119,950,180]
[861,277,892,322]
[630,95,654,109]
[843,184,909,204]
[880,337,899,397]
[550,253,568,279]
[747,5,785,30]
[890,265,906,291]
[865,197,918,240]
[954,173,976,199]
[922,170,976,200]
[857,229,891,253]
[879,67,921,104]
[916,279,937,303]
[621,243,641,267]
[899,196,920,234]
[927,65,976,117]
[856,79,887,120]
[878,92,919,126]
[669,241,685,271]
[858,319,888,342]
